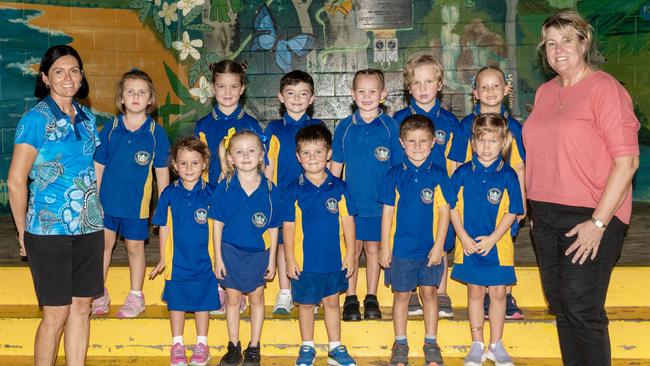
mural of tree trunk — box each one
[505,0,520,117]
[292,0,318,70]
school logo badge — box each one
[251,212,267,228]
[374,146,390,162]
[194,208,208,224]
[326,198,339,214]
[420,188,434,204]
[435,130,446,145]
[487,188,502,204]
[134,151,151,166]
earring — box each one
[45,83,50,89]
[380,98,386,104]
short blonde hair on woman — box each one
[403,54,443,89]
[538,9,595,65]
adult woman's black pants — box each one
[529,200,627,366]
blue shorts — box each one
[103,214,149,241]
[219,241,269,293]
[291,270,348,305]
[355,216,381,242]
[384,256,444,292]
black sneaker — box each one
[242,343,261,366]
[407,291,423,316]
[423,341,444,365]
[219,341,242,365]
[363,294,382,320]
[342,295,361,322]
[389,342,409,366]
[505,293,524,320]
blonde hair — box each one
[404,54,444,89]
[538,9,595,66]
[218,130,264,181]
[170,136,210,175]
[115,69,157,115]
[352,69,385,90]
[473,66,514,110]
[472,113,512,160]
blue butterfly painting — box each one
[250,5,315,73]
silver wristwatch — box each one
[590,217,607,229]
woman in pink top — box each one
[523,10,639,366]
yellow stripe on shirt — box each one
[495,189,514,266]
[164,207,174,280]
[453,187,465,265]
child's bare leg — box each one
[322,293,341,342]
[467,284,485,343]
[248,286,265,347]
[277,244,290,290]
[437,255,449,294]
[298,304,316,342]
[420,286,439,336]
[225,289,243,343]
[392,291,410,337]
[101,229,118,281]
[170,310,186,338]
[487,285,507,344]
[345,240,364,296]
[194,311,209,337]
[364,241,381,295]
[124,239,145,291]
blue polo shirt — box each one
[152,179,215,281]
[194,105,263,184]
[332,109,402,217]
[450,156,523,268]
[393,98,460,177]
[14,96,103,235]
[208,174,281,252]
[94,115,170,219]
[448,105,526,167]
[264,113,324,189]
[281,171,358,273]
[378,154,455,259]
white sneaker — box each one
[273,291,293,314]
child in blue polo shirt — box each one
[448,66,527,320]
[449,113,523,366]
[283,124,358,366]
[92,69,170,318]
[264,70,324,314]
[331,68,403,322]
[379,115,454,366]
[209,130,280,366]
[194,60,263,185]
[394,54,460,319]
[149,136,220,366]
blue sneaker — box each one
[296,345,316,366]
[328,345,356,366]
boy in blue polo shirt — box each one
[379,115,454,366]
[393,54,459,318]
[282,124,358,366]
[264,70,324,314]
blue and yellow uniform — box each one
[448,105,525,168]
[449,156,523,286]
[332,110,402,241]
[95,115,170,239]
[264,113,324,189]
[208,174,281,292]
[281,171,358,304]
[194,105,263,184]
[378,154,455,292]
[151,179,220,311]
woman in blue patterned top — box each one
[8,45,104,366]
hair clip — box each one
[469,75,477,89]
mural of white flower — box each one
[189,76,214,103]
[177,0,204,17]
[158,1,179,26]
[172,31,203,60]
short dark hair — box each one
[35,45,89,99]
[400,114,435,139]
[280,70,314,94]
[295,124,332,151]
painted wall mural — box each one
[0,0,648,215]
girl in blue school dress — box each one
[149,136,220,366]
[209,130,280,366]
[449,113,523,366]
[92,69,170,318]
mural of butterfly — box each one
[250,5,316,73]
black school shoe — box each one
[342,295,362,321]
[363,294,382,320]
[219,341,242,365]
[242,343,261,366]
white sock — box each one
[490,342,499,348]
[280,289,291,295]
[130,290,143,297]
[196,336,208,346]
[329,341,341,352]
[302,340,315,348]
[172,336,184,345]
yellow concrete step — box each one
[1,266,649,307]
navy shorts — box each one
[103,214,149,241]
[355,216,381,242]
[291,270,348,305]
[219,241,269,293]
[384,256,444,292]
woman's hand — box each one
[565,220,605,264]
[17,231,26,257]
[149,261,165,279]
[475,235,497,256]
[214,258,227,279]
